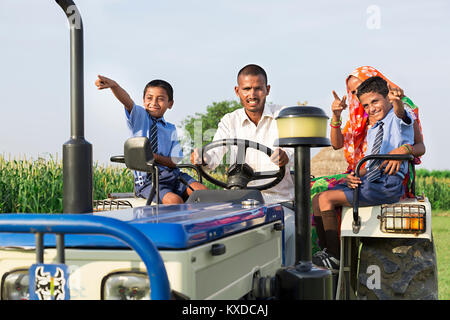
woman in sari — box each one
[310,66,425,253]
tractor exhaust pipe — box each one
[56,0,93,213]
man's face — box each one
[358,91,391,123]
[143,86,173,118]
[235,74,270,115]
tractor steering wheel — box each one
[197,139,285,191]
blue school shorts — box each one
[135,168,196,203]
[333,173,404,207]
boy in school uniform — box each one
[95,75,207,204]
[312,76,415,270]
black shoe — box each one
[312,249,340,270]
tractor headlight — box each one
[1,270,29,300]
[102,272,150,300]
[379,204,426,234]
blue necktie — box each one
[366,121,384,182]
[150,117,159,154]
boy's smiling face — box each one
[359,91,392,123]
[143,86,173,119]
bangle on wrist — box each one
[331,117,342,123]
[408,144,414,155]
[330,117,342,128]
[401,144,413,155]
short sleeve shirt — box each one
[366,107,414,176]
[125,104,183,186]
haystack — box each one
[310,146,348,177]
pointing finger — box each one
[332,90,341,101]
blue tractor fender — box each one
[0,214,171,300]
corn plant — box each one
[416,176,450,211]
[0,155,134,213]
[1,154,448,213]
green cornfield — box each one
[415,169,450,211]
[0,155,449,213]
[0,155,134,213]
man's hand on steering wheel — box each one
[190,148,204,166]
[270,148,289,167]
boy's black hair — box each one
[143,79,174,101]
[356,76,389,99]
[237,64,268,85]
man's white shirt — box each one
[204,104,295,203]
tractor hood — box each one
[0,203,283,250]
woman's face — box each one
[346,76,363,96]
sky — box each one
[1,0,449,170]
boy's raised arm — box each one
[95,75,134,113]
[388,84,410,124]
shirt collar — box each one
[149,114,167,125]
[378,107,394,127]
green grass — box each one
[432,212,450,300]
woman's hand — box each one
[331,91,347,120]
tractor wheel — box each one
[357,237,438,300]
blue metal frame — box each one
[0,214,171,300]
